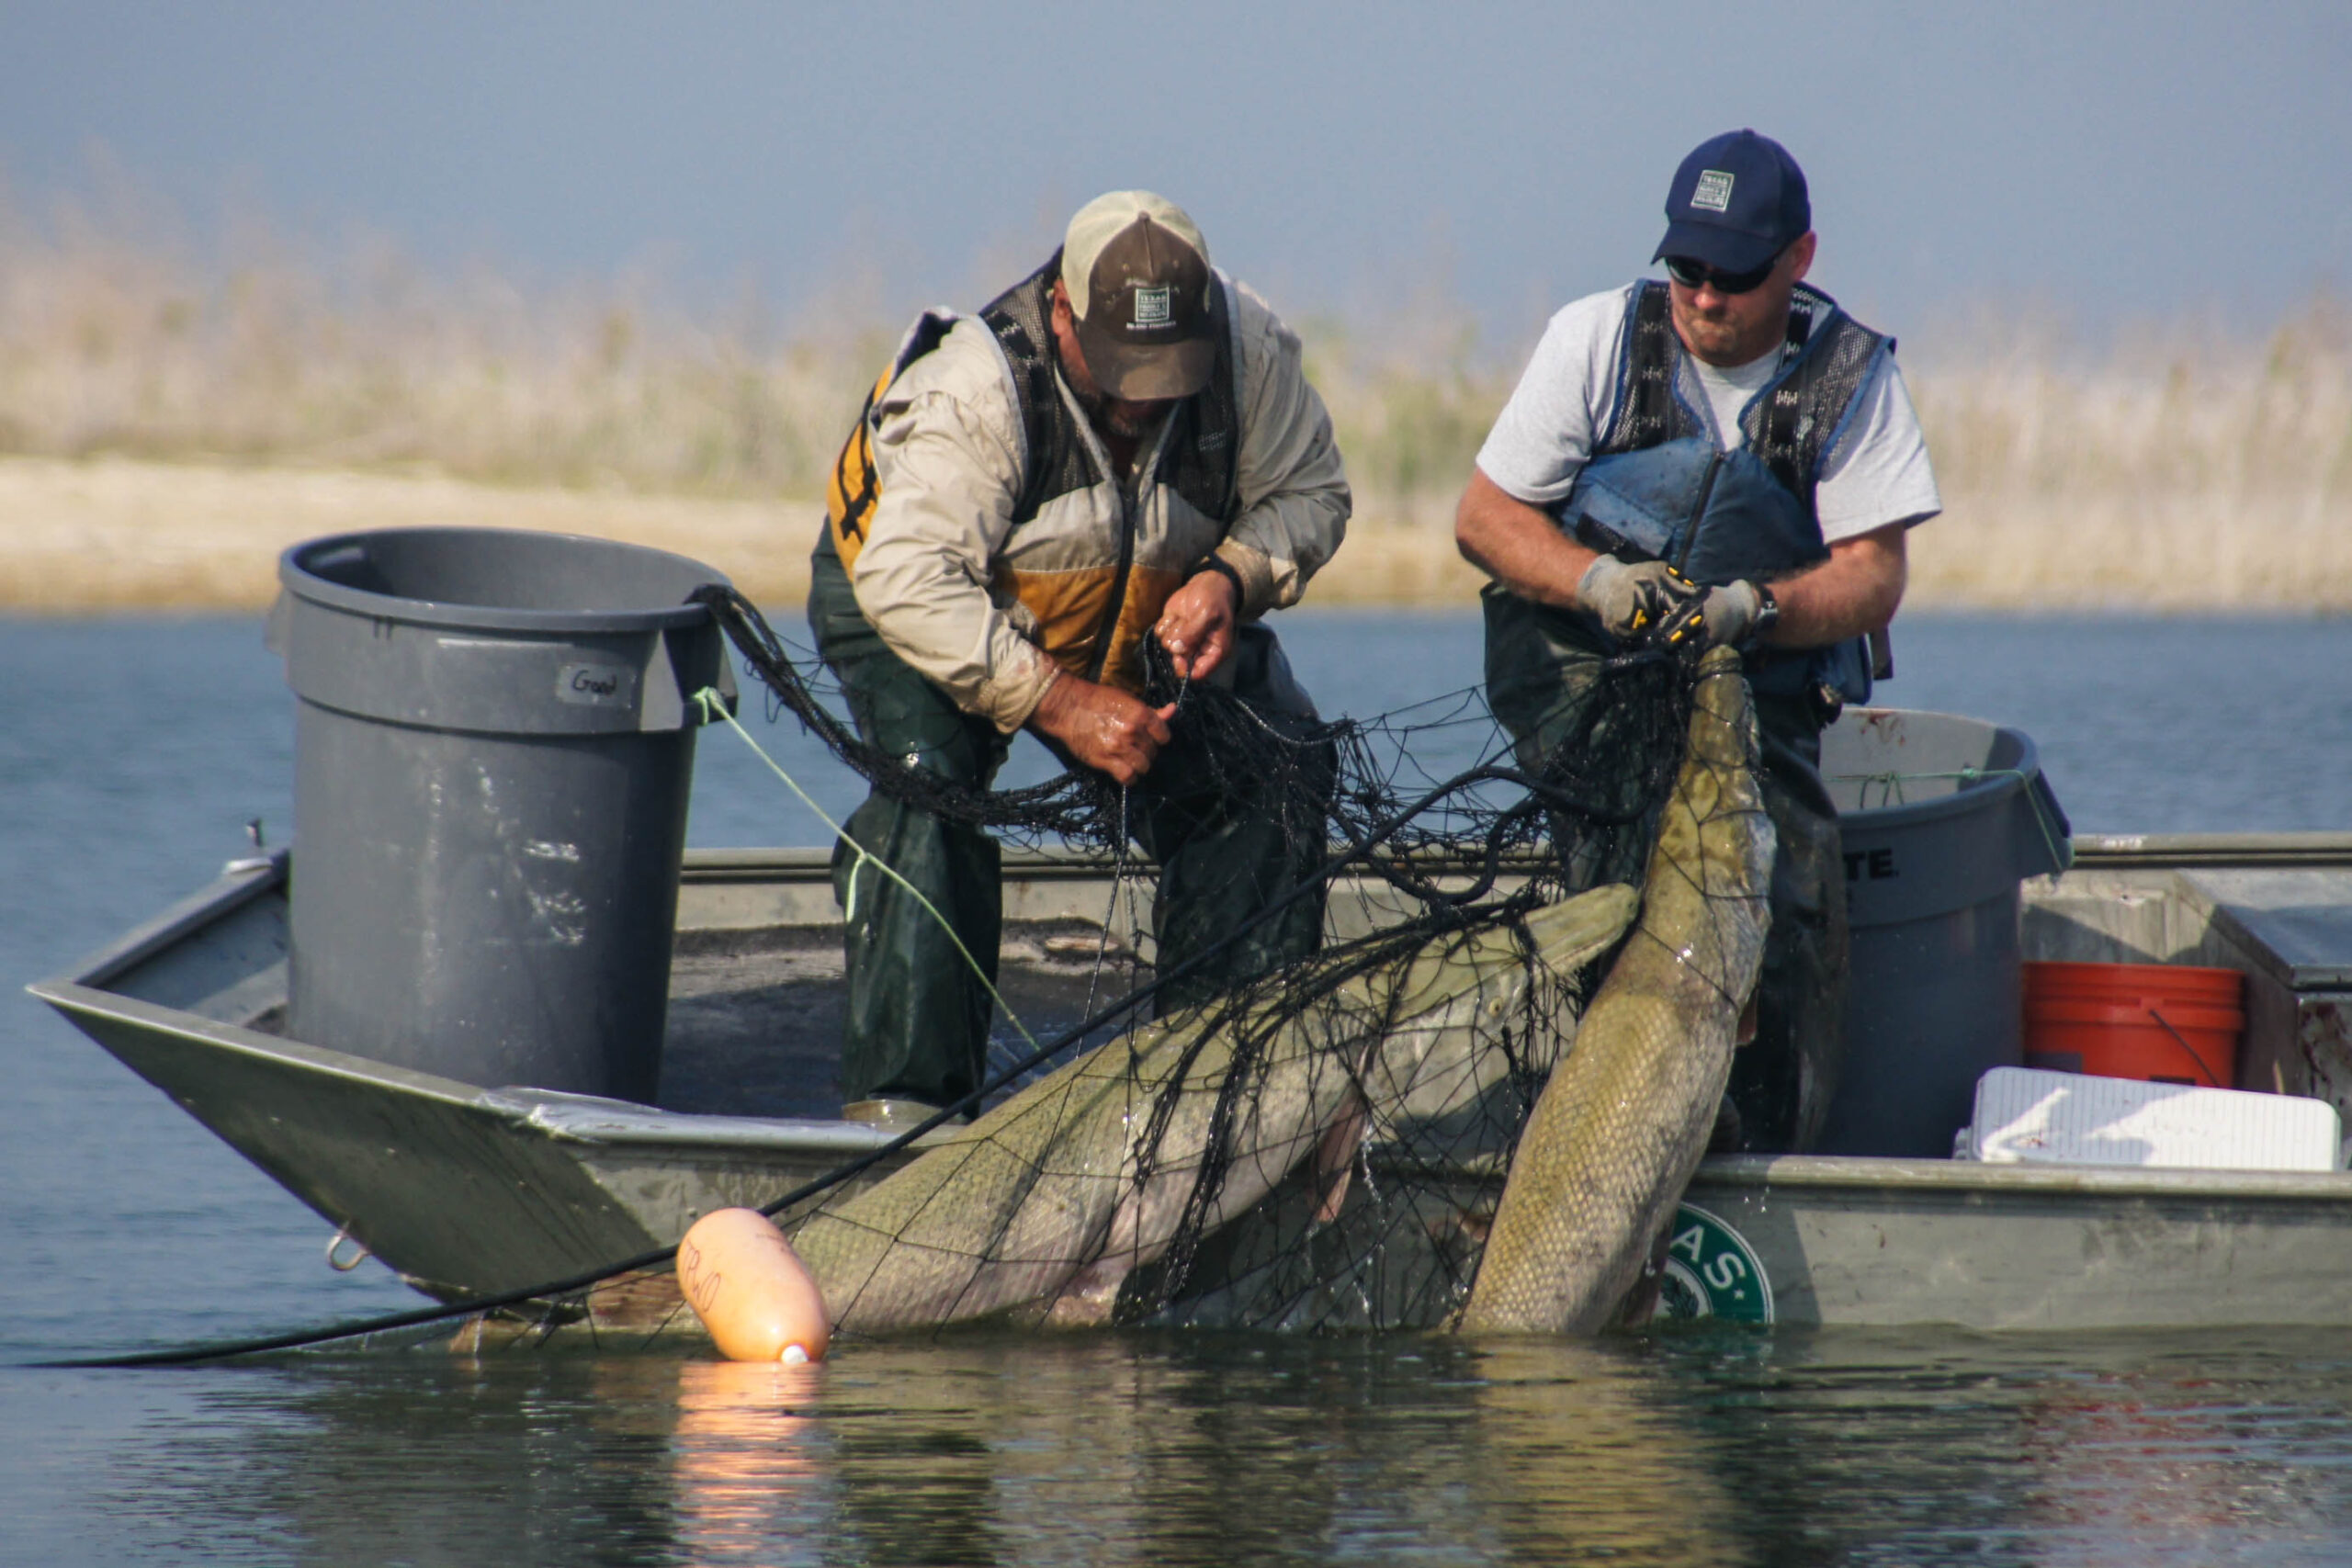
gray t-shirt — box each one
[1476,283,1941,546]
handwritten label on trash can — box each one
[556,662,636,709]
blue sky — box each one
[6,1,2346,351]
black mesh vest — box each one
[825,254,1242,561]
[977,254,1241,525]
[1595,279,1891,513]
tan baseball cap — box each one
[1061,191,1216,401]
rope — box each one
[34,754,1556,1370]
[691,686,1035,1052]
[42,588,1696,1364]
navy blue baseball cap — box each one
[1653,130,1811,274]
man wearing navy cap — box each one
[1455,130,1941,1152]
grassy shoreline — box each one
[6,198,2346,614]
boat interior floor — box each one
[236,917,1156,1122]
[658,922,1155,1120]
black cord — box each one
[32,756,1555,1370]
[40,592,1690,1369]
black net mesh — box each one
[486,588,1709,1348]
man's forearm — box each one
[1457,465,1909,647]
[1453,467,1600,608]
[1760,525,1908,648]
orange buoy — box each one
[677,1208,832,1363]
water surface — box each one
[6,610,2351,1563]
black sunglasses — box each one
[1663,254,1778,296]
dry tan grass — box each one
[3,190,2346,613]
[1907,493,2352,611]
[1905,302,2352,611]
[0,188,885,499]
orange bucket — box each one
[2021,961,2245,1088]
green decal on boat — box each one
[1656,1202,1773,1323]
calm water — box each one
[6,610,2352,1564]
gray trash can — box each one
[1814,707,2072,1157]
[269,527,738,1101]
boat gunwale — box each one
[56,848,289,991]
[1690,1152,2352,1201]
[32,973,2352,1210]
[40,977,2352,1205]
[677,831,2352,884]
[30,829,2352,1209]
[2055,831,2352,868]
[40,836,2352,1000]
[29,976,501,1113]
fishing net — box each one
[639,586,1706,1340]
[89,590,1715,1369]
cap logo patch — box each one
[1131,285,1173,329]
[1691,170,1735,213]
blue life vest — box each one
[1559,280,1893,704]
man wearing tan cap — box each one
[811,191,1351,1122]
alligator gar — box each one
[793,881,1640,1334]
[1460,646,1774,1334]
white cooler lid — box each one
[1962,1066,2342,1172]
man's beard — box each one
[1082,390,1167,443]
[1106,407,1158,440]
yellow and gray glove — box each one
[1696,580,1775,649]
[1577,557,1702,645]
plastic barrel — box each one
[1814,707,2074,1157]
[270,527,737,1100]
[2022,960,2245,1089]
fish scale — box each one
[1461,646,1774,1335]
[794,883,1642,1334]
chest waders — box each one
[1484,280,1893,1151]
[807,259,1329,1112]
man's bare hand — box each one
[1028,671,1176,784]
[1152,568,1238,681]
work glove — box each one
[1577,556,1701,645]
[1697,580,1768,649]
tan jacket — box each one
[845,276,1350,732]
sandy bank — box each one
[2,457,2345,615]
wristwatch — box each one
[1750,581,1780,641]
[1190,555,1248,608]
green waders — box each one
[809,547,1331,1111]
[1482,585,1850,1152]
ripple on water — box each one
[8,613,2352,1562]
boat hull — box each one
[31,838,2352,1331]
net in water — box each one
[552,588,1705,1344]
